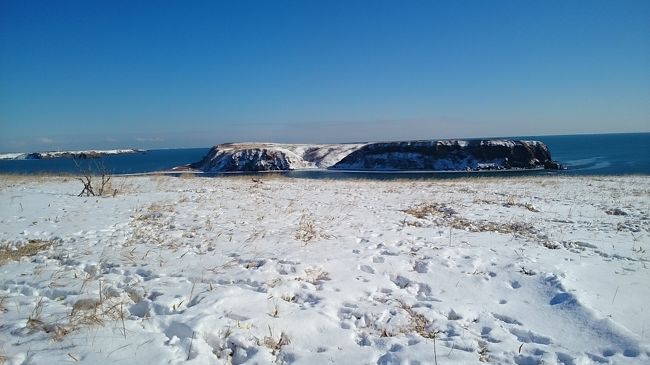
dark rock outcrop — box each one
[186,143,366,172]
[189,144,307,172]
[330,140,562,171]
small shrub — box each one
[74,159,116,197]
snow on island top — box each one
[183,140,563,172]
[0,149,145,160]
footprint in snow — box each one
[514,354,544,365]
[415,283,440,302]
[390,275,410,289]
[481,326,502,343]
[556,352,576,365]
[447,309,463,320]
[550,292,576,306]
[509,328,552,345]
[492,313,523,326]
[413,260,428,273]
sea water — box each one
[0,148,210,175]
[0,133,648,177]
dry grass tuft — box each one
[398,301,440,339]
[179,172,197,179]
[295,214,317,242]
[259,326,290,356]
[299,267,330,285]
[403,203,456,220]
[0,239,54,265]
[403,202,538,238]
[478,341,489,362]
[295,213,329,243]
[25,283,131,341]
[269,302,280,318]
[0,294,7,313]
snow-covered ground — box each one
[0,174,648,364]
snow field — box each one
[0,174,648,364]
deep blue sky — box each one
[1,0,649,151]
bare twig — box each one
[187,331,195,360]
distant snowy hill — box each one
[185,140,562,172]
[0,149,144,160]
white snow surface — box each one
[1,175,649,364]
[0,153,27,160]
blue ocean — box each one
[0,133,648,177]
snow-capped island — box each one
[183,140,563,172]
[0,149,145,160]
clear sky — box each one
[1,0,649,151]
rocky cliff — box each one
[187,143,365,172]
[187,140,563,172]
[331,140,562,171]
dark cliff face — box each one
[190,146,298,172]
[330,140,562,171]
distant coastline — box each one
[0,133,648,175]
[0,148,145,160]
[183,139,562,173]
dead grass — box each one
[0,294,7,313]
[299,267,330,285]
[295,213,333,243]
[26,290,131,341]
[258,326,290,356]
[0,239,54,265]
[0,172,74,187]
[398,301,440,339]
[269,302,280,318]
[474,197,540,212]
[403,202,538,238]
[179,172,197,179]
[23,270,134,342]
[478,341,489,362]
[295,214,318,243]
[403,203,457,220]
